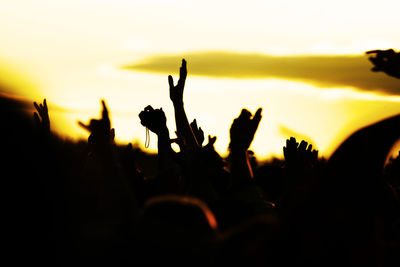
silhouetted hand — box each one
[139,105,168,136]
[168,59,199,149]
[78,100,115,150]
[283,137,318,169]
[205,135,217,149]
[168,59,187,105]
[280,137,319,219]
[190,119,205,146]
[229,108,262,151]
[33,98,50,134]
[366,49,400,79]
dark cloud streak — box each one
[123,51,400,95]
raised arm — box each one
[168,59,199,150]
[228,108,262,187]
[78,100,115,155]
[139,105,175,173]
[77,100,137,251]
[283,137,319,188]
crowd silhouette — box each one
[2,49,400,266]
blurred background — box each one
[1,0,399,160]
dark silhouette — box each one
[2,49,399,266]
[366,49,400,79]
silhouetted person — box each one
[135,194,218,265]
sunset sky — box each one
[0,0,399,159]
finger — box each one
[307,144,313,152]
[253,108,262,119]
[199,127,204,136]
[208,135,216,145]
[77,121,91,132]
[101,100,109,117]
[288,137,297,148]
[365,50,381,54]
[252,108,262,128]
[191,119,198,129]
[178,61,187,87]
[299,140,308,151]
[180,58,187,78]
[239,109,251,120]
[382,49,395,55]
[40,103,46,118]
[168,75,174,88]
[43,98,48,112]
[33,102,41,114]
[210,138,216,145]
[101,100,111,126]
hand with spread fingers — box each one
[283,137,318,169]
[33,98,50,134]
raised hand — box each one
[365,49,400,79]
[168,59,199,149]
[280,137,319,216]
[283,137,318,169]
[139,105,168,136]
[190,119,205,146]
[205,135,217,149]
[168,59,187,105]
[78,100,115,150]
[229,108,262,151]
[33,98,50,134]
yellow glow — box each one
[0,0,399,160]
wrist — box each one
[157,128,170,138]
[229,142,249,153]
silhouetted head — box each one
[135,194,218,264]
[139,194,217,236]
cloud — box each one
[123,51,400,95]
